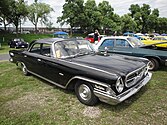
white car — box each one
[22,31,30,34]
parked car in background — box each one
[141,36,167,48]
[85,33,95,43]
[153,36,167,40]
[53,31,69,38]
[9,38,151,106]
[12,31,21,34]
[85,33,106,43]
[22,31,30,34]
[123,32,134,37]
[8,38,29,49]
[96,36,167,71]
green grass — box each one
[0,61,167,125]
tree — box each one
[129,4,140,18]
[84,0,101,32]
[156,18,167,34]
[0,0,28,34]
[129,4,159,33]
[45,20,54,31]
[28,1,53,33]
[121,14,137,33]
[57,0,85,34]
[0,0,14,31]
[147,9,159,33]
[133,12,142,32]
[98,1,115,34]
[140,4,151,33]
[111,14,122,35]
[11,0,28,34]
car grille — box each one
[125,66,146,87]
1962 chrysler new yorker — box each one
[9,38,152,106]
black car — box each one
[9,38,152,106]
[8,38,29,49]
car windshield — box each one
[14,38,24,41]
[54,39,95,59]
[127,37,144,47]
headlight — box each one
[10,52,14,56]
[115,77,124,93]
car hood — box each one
[70,54,148,76]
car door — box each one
[24,43,61,84]
[38,43,61,84]
[34,42,71,86]
[22,43,45,76]
[112,39,133,56]
[98,39,115,52]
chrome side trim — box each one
[27,70,66,89]
[66,76,109,88]
[113,50,132,54]
[27,70,109,90]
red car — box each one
[85,33,106,43]
[85,33,95,43]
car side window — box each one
[115,39,130,47]
[101,39,114,47]
[41,44,52,57]
[30,43,41,54]
[30,43,52,57]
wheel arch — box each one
[16,61,22,67]
[143,55,161,64]
[66,76,109,90]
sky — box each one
[23,0,167,28]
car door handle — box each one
[37,59,41,62]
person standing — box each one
[94,29,100,44]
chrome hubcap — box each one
[22,63,27,74]
[148,61,154,70]
[78,84,91,101]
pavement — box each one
[0,54,10,61]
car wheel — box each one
[21,62,29,76]
[148,58,159,71]
[75,82,99,106]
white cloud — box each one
[23,0,167,27]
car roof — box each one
[95,36,133,50]
[100,36,132,39]
[35,38,64,44]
